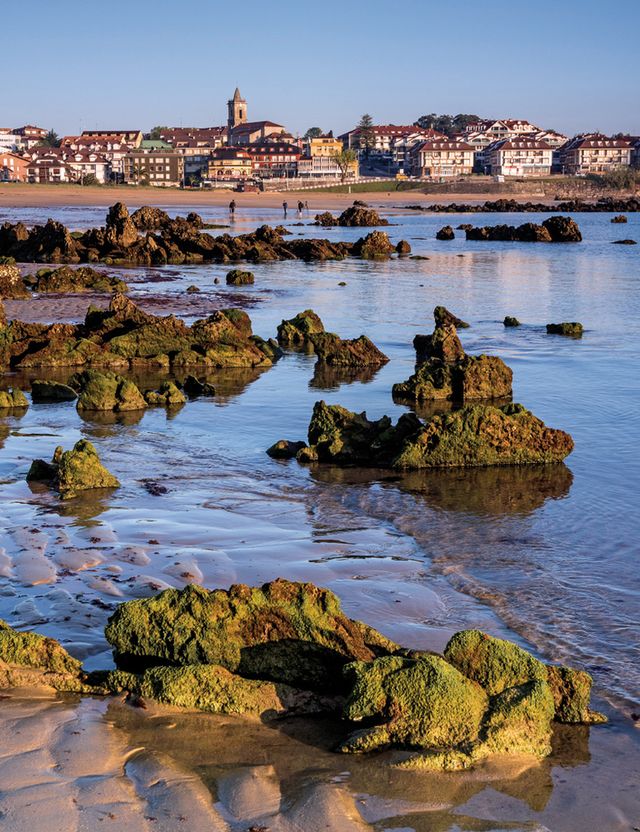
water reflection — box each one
[310,361,382,391]
[309,463,573,518]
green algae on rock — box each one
[105,579,398,692]
[226,269,255,286]
[546,322,584,337]
[106,664,332,718]
[31,380,78,402]
[338,654,488,753]
[144,381,187,407]
[266,439,308,459]
[72,369,147,412]
[27,439,120,499]
[26,265,127,294]
[0,387,28,410]
[310,332,389,367]
[300,400,573,470]
[277,310,325,347]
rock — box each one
[546,322,583,337]
[182,375,215,397]
[104,202,139,249]
[337,205,388,227]
[610,214,628,223]
[338,654,488,753]
[413,325,465,365]
[186,284,200,293]
[277,310,325,347]
[396,240,411,255]
[612,238,637,245]
[315,212,338,228]
[106,664,329,718]
[393,355,513,404]
[105,579,398,692]
[27,439,120,499]
[0,387,28,409]
[302,400,573,469]
[71,369,147,412]
[436,225,455,241]
[457,223,474,231]
[352,231,395,259]
[27,265,127,294]
[310,332,388,367]
[546,665,607,724]
[0,619,98,692]
[226,269,255,285]
[0,262,29,298]
[131,206,172,230]
[31,380,78,402]
[266,439,308,459]
[434,306,470,329]
[144,381,187,407]
[542,216,582,243]
[504,316,521,327]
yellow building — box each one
[307,134,343,157]
[207,148,253,180]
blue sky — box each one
[4,0,639,137]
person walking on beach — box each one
[229,199,236,218]
[297,200,304,214]
[304,200,309,212]
[283,201,288,218]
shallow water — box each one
[0,204,639,830]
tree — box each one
[586,167,639,192]
[357,114,375,156]
[332,149,358,183]
[38,129,61,148]
[78,173,99,186]
[415,113,481,137]
[303,127,324,140]
[149,125,169,140]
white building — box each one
[486,138,553,177]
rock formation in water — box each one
[226,269,255,285]
[465,216,582,243]
[504,316,521,327]
[31,380,78,402]
[309,332,389,367]
[546,322,583,337]
[610,214,627,223]
[277,310,326,347]
[0,387,28,409]
[315,202,389,228]
[406,196,640,214]
[393,306,512,404]
[436,225,455,241]
[0,293,275,372]
[27,439,120,499]
[0,260,29,298]
[25,265,128,294]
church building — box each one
[226,88,288,146]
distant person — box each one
[229,199,236,218]
[304,200,309,211]
[297,200,304,214]
[283,201,288,218]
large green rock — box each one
[105,579,398,691]
[277,310,325,347]
[72,369,147,412]
[0,387,28,409]
[106,664,329,718]
[310,332,389,367]
[338,654,488,753]
[27,265,127,294]
[301,400,573,469]
[31,380,78,402]
[144,381,186,407]
[27,439,120,499]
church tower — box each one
[227,87,247,132]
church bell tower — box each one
[227,87,247,132]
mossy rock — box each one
[105,579,398,692]
[72,369,147,412]
[546,665,606,724]
[309,332,388,367]
[106,664,329,718]
[338,654,488,753]
[267,439,308,459]
[0,387,28,410]
[226,269,255,285]
[27,439,120,499]
[31,380,78,402]
[144,381,186,407]
[277,310,325,346]
[29,265,127,294]
[546,322,583,337]
[504,316,521,327]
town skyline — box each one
[4,0,640,138]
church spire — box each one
[227,88,248,133]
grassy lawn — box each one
[297,181,425,194]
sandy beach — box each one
[0,182,553,212]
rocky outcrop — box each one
[504,316,521,327]
[396,239,411,255]
[226,268,255,285]
[71,369,147,412]
[31,380,78,402]
[182,375,216,397]
[436,225,455,241]
[546,322,583,337]
[310,332,389,367]
[26,266,127,294]
[351,231,395,259]
[466,216,582,243]
[266,439,307,459]
[408,196,640,214]
[277,309,325,347]
[105,579,398,692]
[0,261,29,298]
[612,238,637,244]
[395,306,512,404]
[315,203,389,228]
[1,294,275,372]
[131,206,172,230]
[144,381,186,407]
[611,214,627,223]
[104,201,139,249]
[27,439,120,499]
[0,387,28,409]
[295,400,573,469]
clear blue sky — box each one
[4,0,639,138]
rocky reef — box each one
[393,306,512,404]
[0,202,400,266]
[277,309,326,347]
[436,225,455,241]
[466,216,582,243]
[0,293,274,372]
[2,581,605,771]
[226,268,254,285]
[310,332,389,367]
[0,260,29,298]
[546,322,584,337]
[315,202,389,228]
[25,265,127,294]
[27,439,120,499]
[504,316,521,327]
[0,387,28,410]
[406,196,640,213]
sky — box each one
[3,0,639,138]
